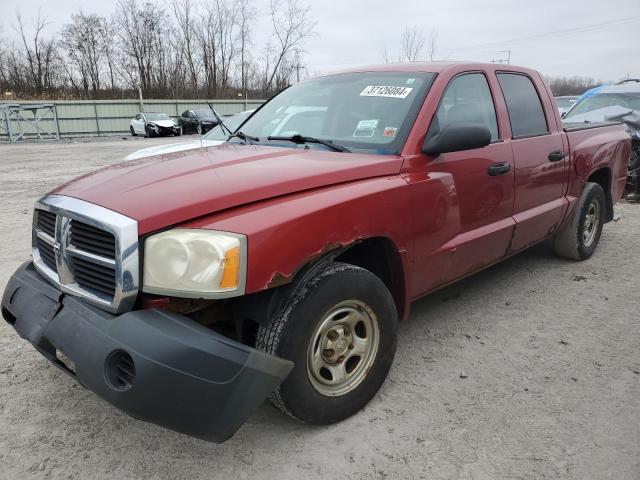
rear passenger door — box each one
[496,72,567,251]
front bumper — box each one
[1,262,293,442]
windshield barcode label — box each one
[360,86,413,99]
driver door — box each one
[413,72,516,293]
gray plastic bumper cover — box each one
[1,262,293,442]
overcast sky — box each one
[1,0,638,82]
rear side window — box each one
[430,73,499,142]
[497,73,548,137]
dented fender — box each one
[179,176,414,300]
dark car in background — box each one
[178,108,219,134]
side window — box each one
[135,114,141,120]
[430,73,499,142]
[497,73,548,138]
[181,111,189,117]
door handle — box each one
[488,162,512,176]
[548,150,565,162]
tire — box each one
[175,126,182,137]
[130,126,136,137]
[256,262,398,424]
[197,124,203,135]
[145,126,152,138]
[553,182,606,260]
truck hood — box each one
[52,144,403,234]
[124,139,225,160]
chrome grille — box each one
[70,220,116,258]
[36,236,57,271]
[32,195,139,314]
[36,210,56,237]
[71,256,116,297]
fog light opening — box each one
[105,350,136,392]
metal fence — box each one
[0,99,265,141]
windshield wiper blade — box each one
[206,102,233,136]
[267,134,351,153]
[228,130,259,144]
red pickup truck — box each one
[2,62,631,442]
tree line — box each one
[0,0,315,100]
[546,76,601,96]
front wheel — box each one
[196,124,203,135]
[130,126,136,136]
[553,182,605,260]
[256,262,398,424]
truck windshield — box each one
[235,72,435,154]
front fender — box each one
[179,176,413,294]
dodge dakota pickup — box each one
[2,62,631,442]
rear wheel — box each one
[553,182,605,260]
[197,124,203,135]
[256,262,398,424]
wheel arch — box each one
[269,236,408,322]
[587,167,613,222]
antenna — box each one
[491,50,511,64]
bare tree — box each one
[60,11,112,97]
[399,26,425,62]
[427,28,438,61]
[380,45,391,64]
[264,0,315,91]
[113,0,173,95]
[200,2,221,97]
[14,10,60,96]
[547,76,600,96]
[172,0,199,95]
[236,0,255,96]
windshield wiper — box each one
[267,134,351,153]
[228,131,259,144]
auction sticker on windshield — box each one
[360,86,413,99]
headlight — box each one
[143,229,246,297]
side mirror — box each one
[422,123,492,156]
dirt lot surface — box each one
[0,136,638,480]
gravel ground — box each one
[0,136,638,480]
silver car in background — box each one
[564,81,640,200]
[554,95,578,115]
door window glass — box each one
[497,73,549,137]
[430,73,499,141]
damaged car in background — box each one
[129,112,182,138]
[564,79,640,201]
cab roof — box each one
[322,61,535,76]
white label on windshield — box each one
[353,119,379,137]
[360,85,413,99]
